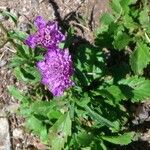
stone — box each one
[0,60,7,67]
[13,128,23,139]
[0,118,11,150]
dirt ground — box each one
[0,0,150,150]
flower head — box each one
[37,48,74,96]
[25,16,65,48]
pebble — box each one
[31,0,39,6]
[0,14,5,21]
[0,60,7,67]
[13,128,23,139]
[18,22,31,32]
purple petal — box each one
[25,35,37,48]
[34,16,46,29]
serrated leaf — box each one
[139,6,150,28]
[119,0,130,13]
[130,42,150,75]
[76,131,93,146]
[113,31,131,50]
[30,101,55,117]
[48,112,72,150]
[47,110,62,120]
[100,13,114,26]
[26,116,48,143]
[110,0,122,15]
[26,116,43,133]
[85,106,119,131]
[96,13,114,35]
[99,85,125,104]
[102,132,134,145]
[76,94,90,108]
[75,44,104,86]
[119,76,150,102]
[8,86,24,101]
[123,14,138,32]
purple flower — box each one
[37,48,74,96]
[25,16,65,48]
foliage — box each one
[0,0,150,149]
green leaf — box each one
[59,42,65,49]
[34,55,44,61]
[99,85,125,104]
[76,131,93,146]
[76,94,90,108]
[96,13,114,35]
[85,106,119,131]
[110,0,122,15]
[102,132,134,145]
[130,42,150,75]
[1,11,17,24]
[123,14,138,32]
[14,66,41,84]
[139,6,150,28]
[10,56,27,67]
[26,116,43,133]
[99,140,107,150]
[26,116,48,143]
[8,30,28,41]
[113,31,131,50]
[100,13,114,26]
[119,0,130,13]
[24,66,41,83]
[30,101,55,117]
[119,76,150,102]
[8,86,24,101]
[16,44,30,59]
[48,112,72,150]
[81,147,91,150]
[75,44,104,86]
[47,110,62,120]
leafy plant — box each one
[1,0,149,149]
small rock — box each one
[0,60,7,67]
[0,14,5,21]
[133,104,149,124]
[18,22,31,32]
[0,118,11,150]
[31,0,39,6]
[13,128,23,139]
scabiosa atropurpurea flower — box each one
[25,16,65,48]
[37,48,74,96]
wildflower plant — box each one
[0,0,149,149]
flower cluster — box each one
[25,16,74,96]
[37,48,74,96]
[25,16,65,48]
